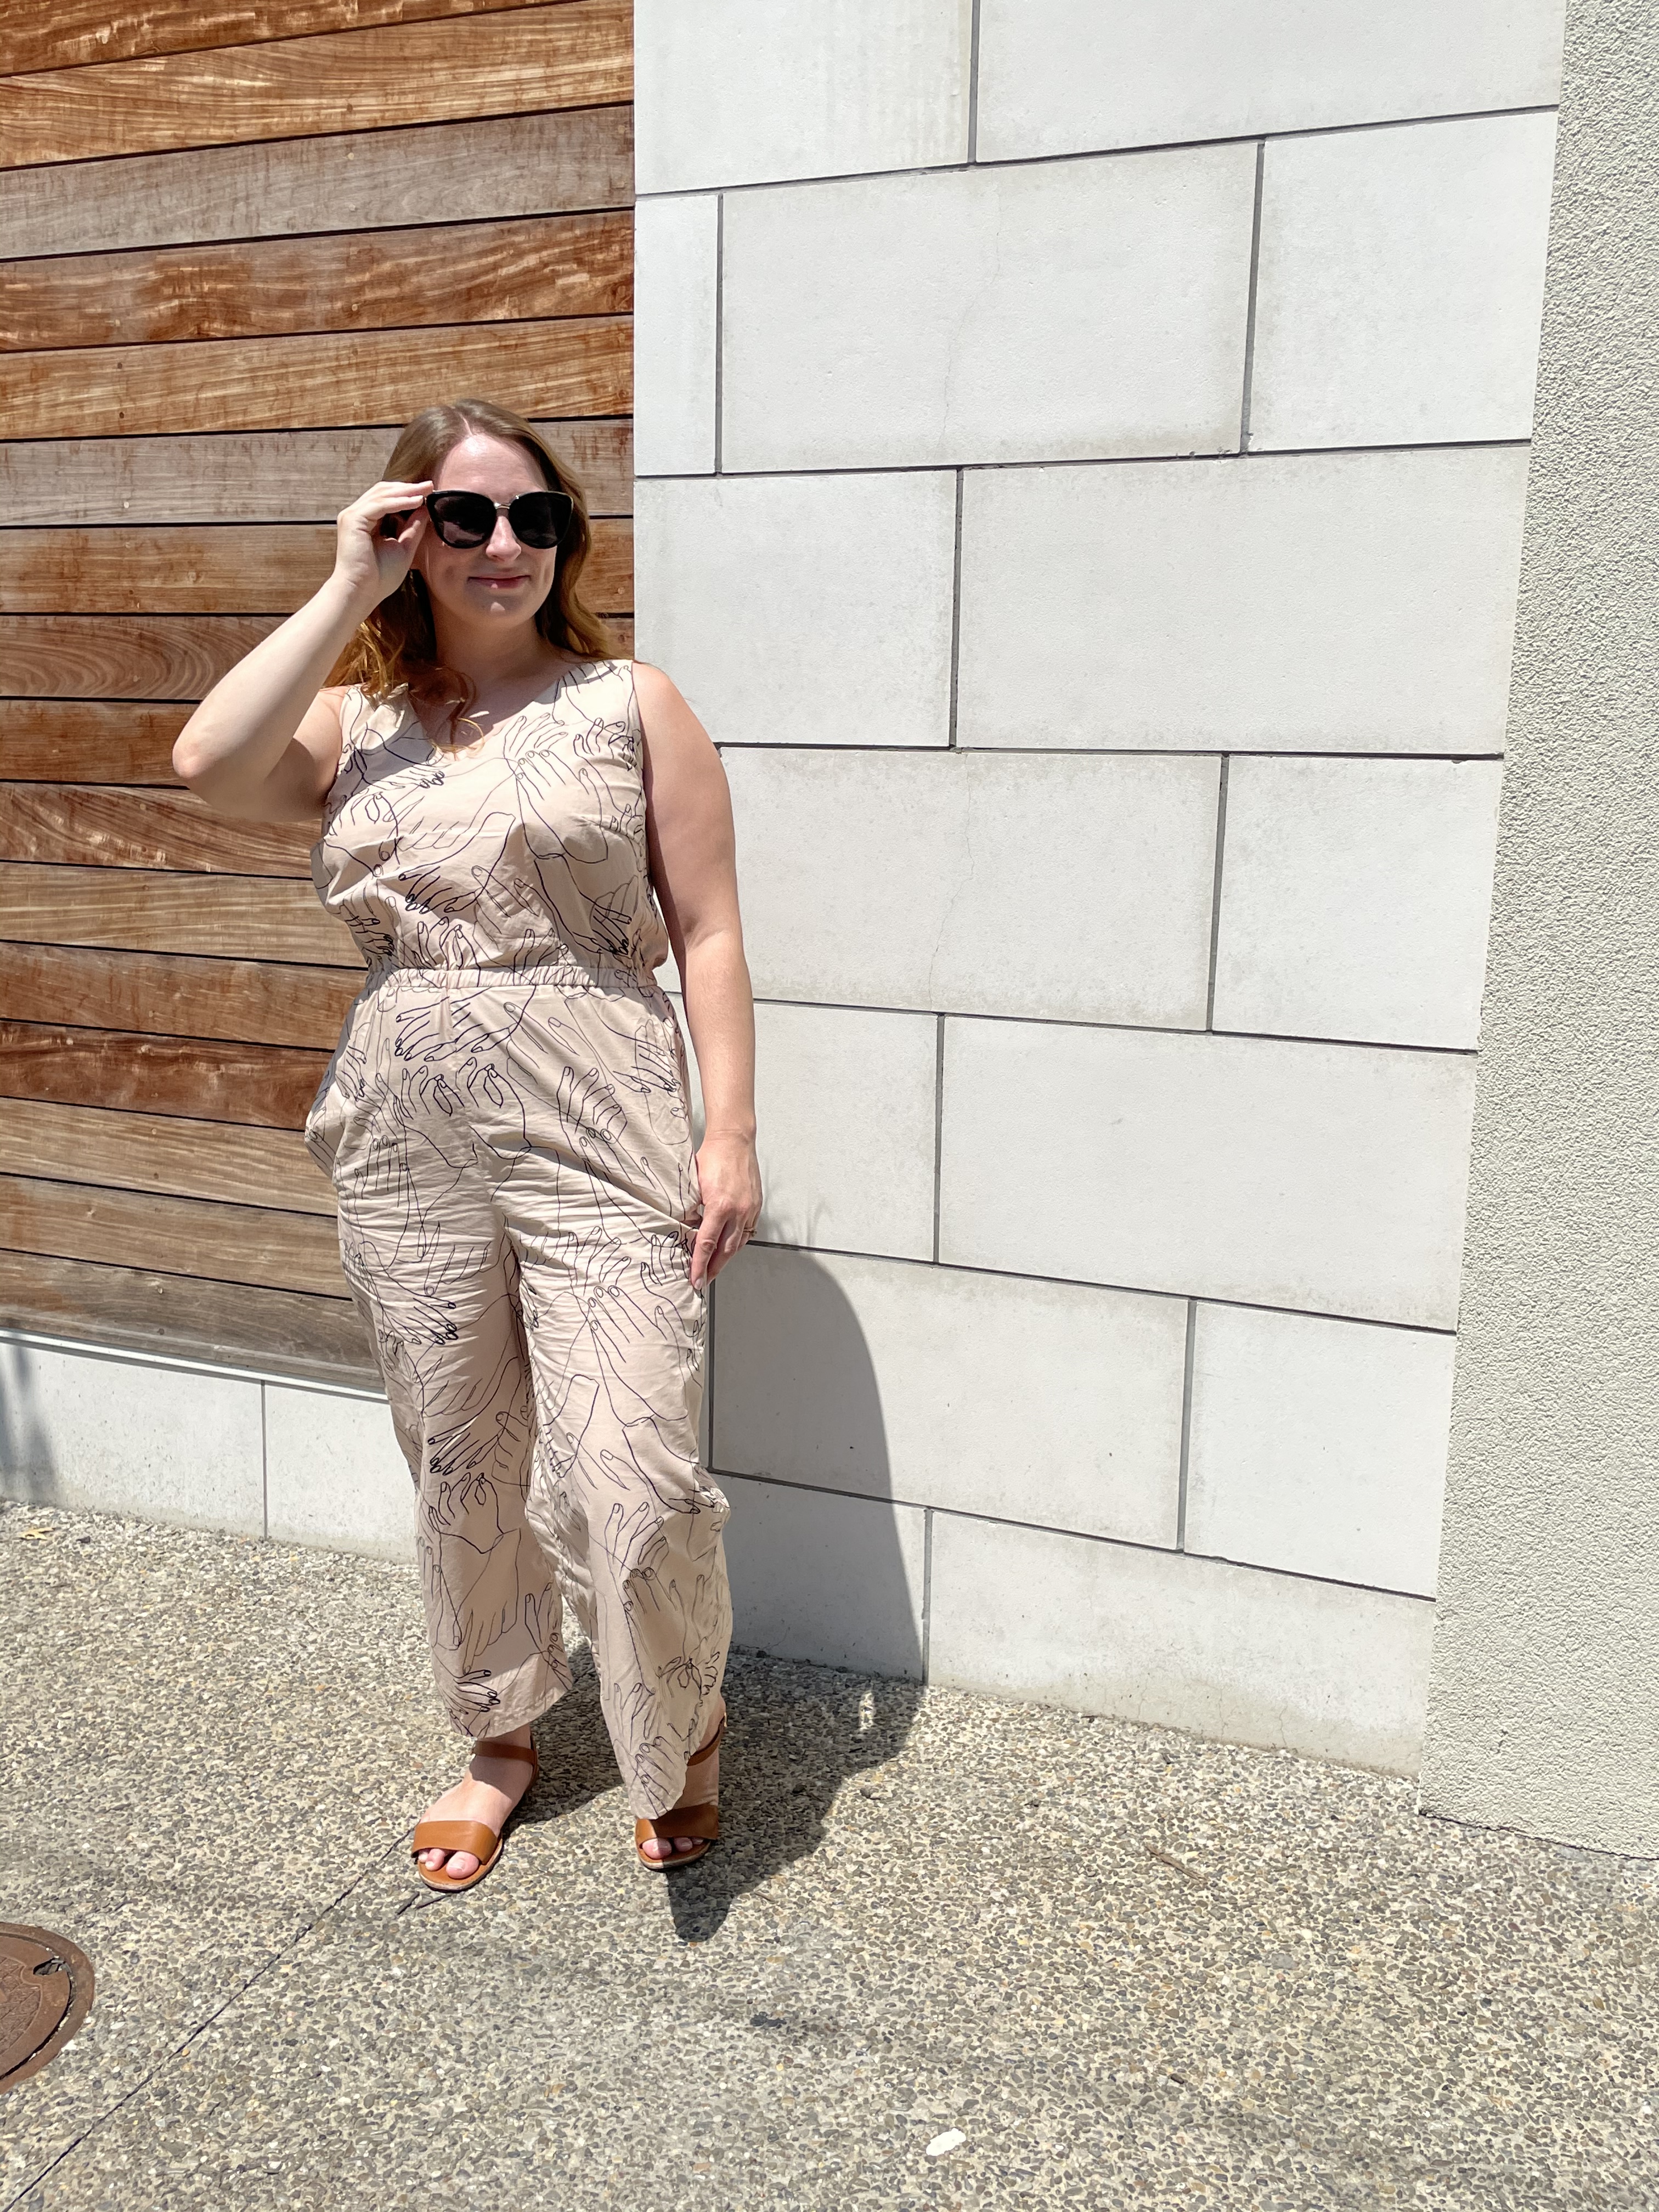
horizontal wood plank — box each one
[0,786,317,874]
[0,1097,334,1214]
[1,210,631,351]
[0,421,633,526]
[0,1248,376,1386]
[0,864,356,964]
[0,1,631,168]
[0,105,631,261]
[0,610,631,697]
[0,615,278,698]
[0,1018,330,1127]
[0,1169,346,1296]
[0,943,361,1048]
[0,702,190,782]
[1,0,578,76]
[0,315,630,438]
[0,518,633,615]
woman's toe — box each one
[448,1852,478,1878]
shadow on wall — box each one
[664,1243,925,1939]
[0,1339,59,1507]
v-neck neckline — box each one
[404,657,592,762]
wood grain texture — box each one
[0,105,631,261]
[0,1249,376,1386]
[0,702,190,782]
[0,1169,346,1295]
[0,518,633,615]
[1,210,632,351]
[0,315,630,439]
[0,943,361,1048]
[0,864,356,965]
[0,786,316,874]
[0,1097,334,1214]
[1,0,580,76]
[0,1,631,168]
[0,421,633,527]
[0,1019,329,1127]
[0,616,278,698]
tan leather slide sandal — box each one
[635,1709,727,1872]
[410,1735,539,1894]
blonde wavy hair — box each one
[329,397,614,735]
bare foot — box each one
[639,1696,726,1864]
[416,1726,536,1881]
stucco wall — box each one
[1419,0,1659,1854]
[633,1,1566,1772]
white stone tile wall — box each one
[720,149,1259,470]
[1184,1304,1456,1596]
[631,0,1560,1771]
[749,1000,938,1261]
[724,749,1220,1025]
[711,1245,1187,1546]
[635,472,958,747]
[955,447,1531,754]
[635,0,972,194]
[927,1513,1436,1774]
[0,9,1556,1780]
[1249,114,1559,451]
[1212,758,1505,1048]
[938,1020,1477,1328]
[974,0,1565,161]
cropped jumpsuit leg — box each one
[303,668,732,1824]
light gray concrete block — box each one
[938,1019,1477,1327]
[636,0,971,193]
[718,1470,927,1677]
[711,1244,1185,1544]
[721,147,1257,471]
[633,195,719,476]
[726,749,1219,1026]
[1213,759,1504,1049]
[1250,113,1559,451]
[635,473,957,748]
[753,1001,938,1261]
[1185,1304,1455,1596]
[0,1336,262,1534]
[264,1384,414,1562]
[956,445,1530,753]
[928,1512,1435,1773]
[976,0,1567,161]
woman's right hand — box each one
[330,478,434,612]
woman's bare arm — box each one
[172,478,432,822]
[636,661,761,1290]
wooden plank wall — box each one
[0,0,633,1386]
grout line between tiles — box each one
[947,467,964,748]
[931,1013,946,1262]
[712,192,724,476]
[966,0,983,163]
[1205,755,1231,1029]
[1239,139,1267,450]
[1175,1302,1197,1551]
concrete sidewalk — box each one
[0,1498,1652,2211]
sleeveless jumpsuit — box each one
[301,659,732,1822]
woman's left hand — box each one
[689,1131,762,1291]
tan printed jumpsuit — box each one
[301,659,732,1822]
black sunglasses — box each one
[379,487,574,549]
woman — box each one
[172,398,760,1889]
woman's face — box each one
[414,432,560,633]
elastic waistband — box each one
[361,957,659,993]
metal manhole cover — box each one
[0,1926,94,2092]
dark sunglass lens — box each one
[507,492,572,548]
[427,490,495,545]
